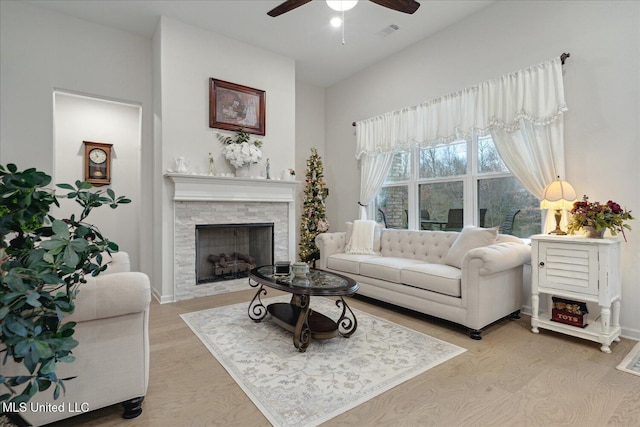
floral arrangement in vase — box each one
[567,195,634,241]
[218,129,263,168]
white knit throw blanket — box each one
[347,220,378,255]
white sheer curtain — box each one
[491,119,566,232]
[358,152,394,219]
[355,57,568,228]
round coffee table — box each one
[248,265,359,352]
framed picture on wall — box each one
[209,78,266,136]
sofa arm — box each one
[68,271,151,323]
[315,232,346,270]
[463,242,531,275]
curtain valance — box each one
[355,57,567,159]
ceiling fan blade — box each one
[267,0,313,17]
[368,0,420,14]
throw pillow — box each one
[345,221,383,253]
[444,225,498,268]
[345,220,381,255]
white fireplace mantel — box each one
[165,173,299,202]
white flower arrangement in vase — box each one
[218,129,263,169]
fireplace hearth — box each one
[196,223,274,284]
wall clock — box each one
[83,141,112,186]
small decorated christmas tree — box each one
[299,148,330,263]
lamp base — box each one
[548,209,567,235]
[548,228,567,235]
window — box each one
[376,135,540,237]
[375,152,410,228]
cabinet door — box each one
[538,243,599,296]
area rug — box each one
[616,340,640,377]
[181,295,466,427]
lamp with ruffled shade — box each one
[540,176,578,235]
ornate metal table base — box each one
[248,281,358,352]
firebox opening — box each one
[195,223,274,284]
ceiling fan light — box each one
[326,0,358,12]
[330,16,343,27]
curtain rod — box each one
[351,52,571,127]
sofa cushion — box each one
[359,257,425,283]
[400,264,462,297]
[445,225,498,268]
[327,253,378,275]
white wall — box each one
[53,92,141,267]
[295,80,326,259]
[0,1,153,274]
[324,0,640,339]
[154,17,296,301]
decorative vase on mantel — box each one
[234,164,251,178]
[584,226,605,239]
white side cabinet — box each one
[530,234,621,353]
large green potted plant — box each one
[0,164,130,405]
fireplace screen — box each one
[196,223,274,284]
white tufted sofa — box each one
[315,228,531,339]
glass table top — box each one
[250,265,359,295]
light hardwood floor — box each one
[51,289,639,427]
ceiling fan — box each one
[267,0,421,17]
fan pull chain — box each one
[342,10,346,45]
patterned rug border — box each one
[616,340,640,377]
[181,296,466,427]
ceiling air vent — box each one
[377,24,399,37]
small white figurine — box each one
[208,153,216,176]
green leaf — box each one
[51,220,70,238]
[43,252,54,263]
[39,357,57,374]
[14,341,30,358]
[70,238,89,252]
[62,245,80,268]
[6,320,29,337]
[11,376,31,386]
[56,183,75,190]
[36,378,52,392]
[27,380,38,397]
[40,239,65,251]
[26,292,42,307]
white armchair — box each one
[3,252,151,426]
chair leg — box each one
[121,396,145,419]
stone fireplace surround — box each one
[166,174,298,301]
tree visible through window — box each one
[376,135,540,237]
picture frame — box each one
[209,78,266,136]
